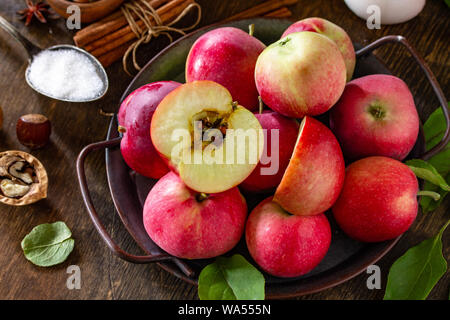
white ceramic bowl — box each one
[344,0,426,25]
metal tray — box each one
[77,18,449,299]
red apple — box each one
[143,172,247,259]
[186,27,266,111]
[240,110,299,193]
[282,17,356,81]
[274,116,345,216]
[246,197,331,278]
[332,156,419,242]
[329,74,419,161]
[118,81,180,179]
[255,31,346,118]
[151,81,264,193]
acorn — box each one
[16,114,51,149]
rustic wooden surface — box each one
[0,0,448,300]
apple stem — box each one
[196,193,209,202]
[118,125,127,133]
[279,37,291,46]
[258,96,263,114]
[417,190,441,201]
[248,24,255,36]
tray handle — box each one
[356,35,449,160]
[76,137,195,278]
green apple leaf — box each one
[406,159,450,191]
[198,254,265,300]
[384,220,449,300]
[419,103,450,212]
[424,103,450,151]
[21,221,75,267]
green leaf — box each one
[445,0,450,8]
[198,254,265,300]
[384,220,450,300]
[406,159,450,191]
[428,149,450,177]
[21,221,75,267]
[424,103,450,151]
[420,103,450,212]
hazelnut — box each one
[16,114,51,149]
[0,151,48,206]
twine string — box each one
[120,0,202,75]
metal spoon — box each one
[0,15,108,103]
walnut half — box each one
[0,151,48,206]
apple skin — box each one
[186,27,266,111]
[255,31,346,118]
[332,156,418,242]
[329,74,419,161]
[246,197,331,278]
[282,17,356,81]
[143,172,247,259]
[118,81,181,179]
[274,116,345,216]
[240,110,299,193]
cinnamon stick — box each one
[88,0,194,57]
[74,11,124,47]
[74,0,172,47]
[98,40,136,67]
[223,0,298,22]
[264,7,292,18]
[84,0,191,51]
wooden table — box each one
[0,0,448,300]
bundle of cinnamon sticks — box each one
[73,0,299,68]
[74,0,196,67]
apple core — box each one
[151,81,263,193]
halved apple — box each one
[273,116,345,216]
[151,81,263,193]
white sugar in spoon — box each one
[0,15,108,103]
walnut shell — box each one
[0,150,48,206]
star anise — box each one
[17,0,53,26]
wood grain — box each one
[0,0,448,300]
